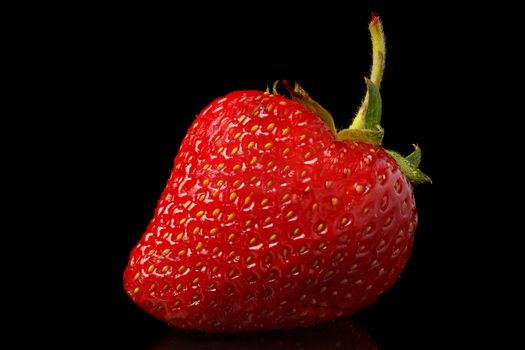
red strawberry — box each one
[124,14,430,332]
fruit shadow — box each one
[149,316,377,350]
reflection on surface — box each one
[149,317,377,350]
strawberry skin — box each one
[123,90,417,331]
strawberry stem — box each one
[369,13,386,88]
[349,14,386,130]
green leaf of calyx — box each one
[405,144,422,167]
[337,127,384,145]
[282,81,337,136]
[386,150,432,184]
[350,78,382,130]
[336,79,383,145]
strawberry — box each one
[124,14,430,332]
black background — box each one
[25,1,490,348]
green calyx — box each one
[387,146,432,185]
[336,78,384,145]
[283,14,431,185]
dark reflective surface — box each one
[148,317,377,350]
